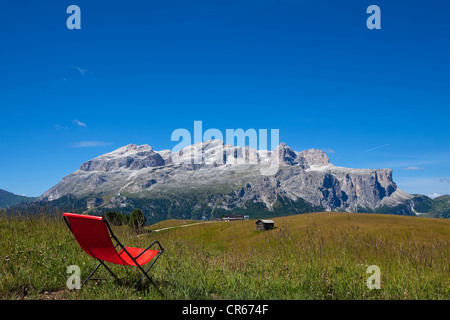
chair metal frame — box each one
[63,213,164,293]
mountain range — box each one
[19,140,444,223]
[0,189,36,208]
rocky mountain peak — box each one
[271,144,330,168]
[78,143,163,172]
[109,143,153,156]
[272,142,298,165]
[297,148,330,167]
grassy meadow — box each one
[0,211,449,300]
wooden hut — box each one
[256,219,274,231]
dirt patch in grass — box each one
[37,289,68,300]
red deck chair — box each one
[63,212,164,291]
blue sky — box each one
[0,0,449,197]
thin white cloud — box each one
[73,119,87,127]
[54,124,69,130]
[322,148,335,154]
[365,143,390,152]
[404,166,424,171]
[71,141,111,148]
[440,178,450,184]
[71,66,88,76]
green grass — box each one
[146,219,206,231]
[0,212,449,300]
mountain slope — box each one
[0,189,36,208]
[411,194,450,218]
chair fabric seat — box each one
[118,247,160,266]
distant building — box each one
[222,215,245,221]
[256,219,274,231]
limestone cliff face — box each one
[274,166,398,211]
[40,140,412,212]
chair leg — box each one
[99,260,119,281]
[81,260,118,287]
[134,253,164,296]
[139,275,162,296]
[81,254,164,294]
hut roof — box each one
[256,219,274,224]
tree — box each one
[105,211,119,225]
[128,209,146,232]
[121,212,129,225]
[117,212,124,225]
